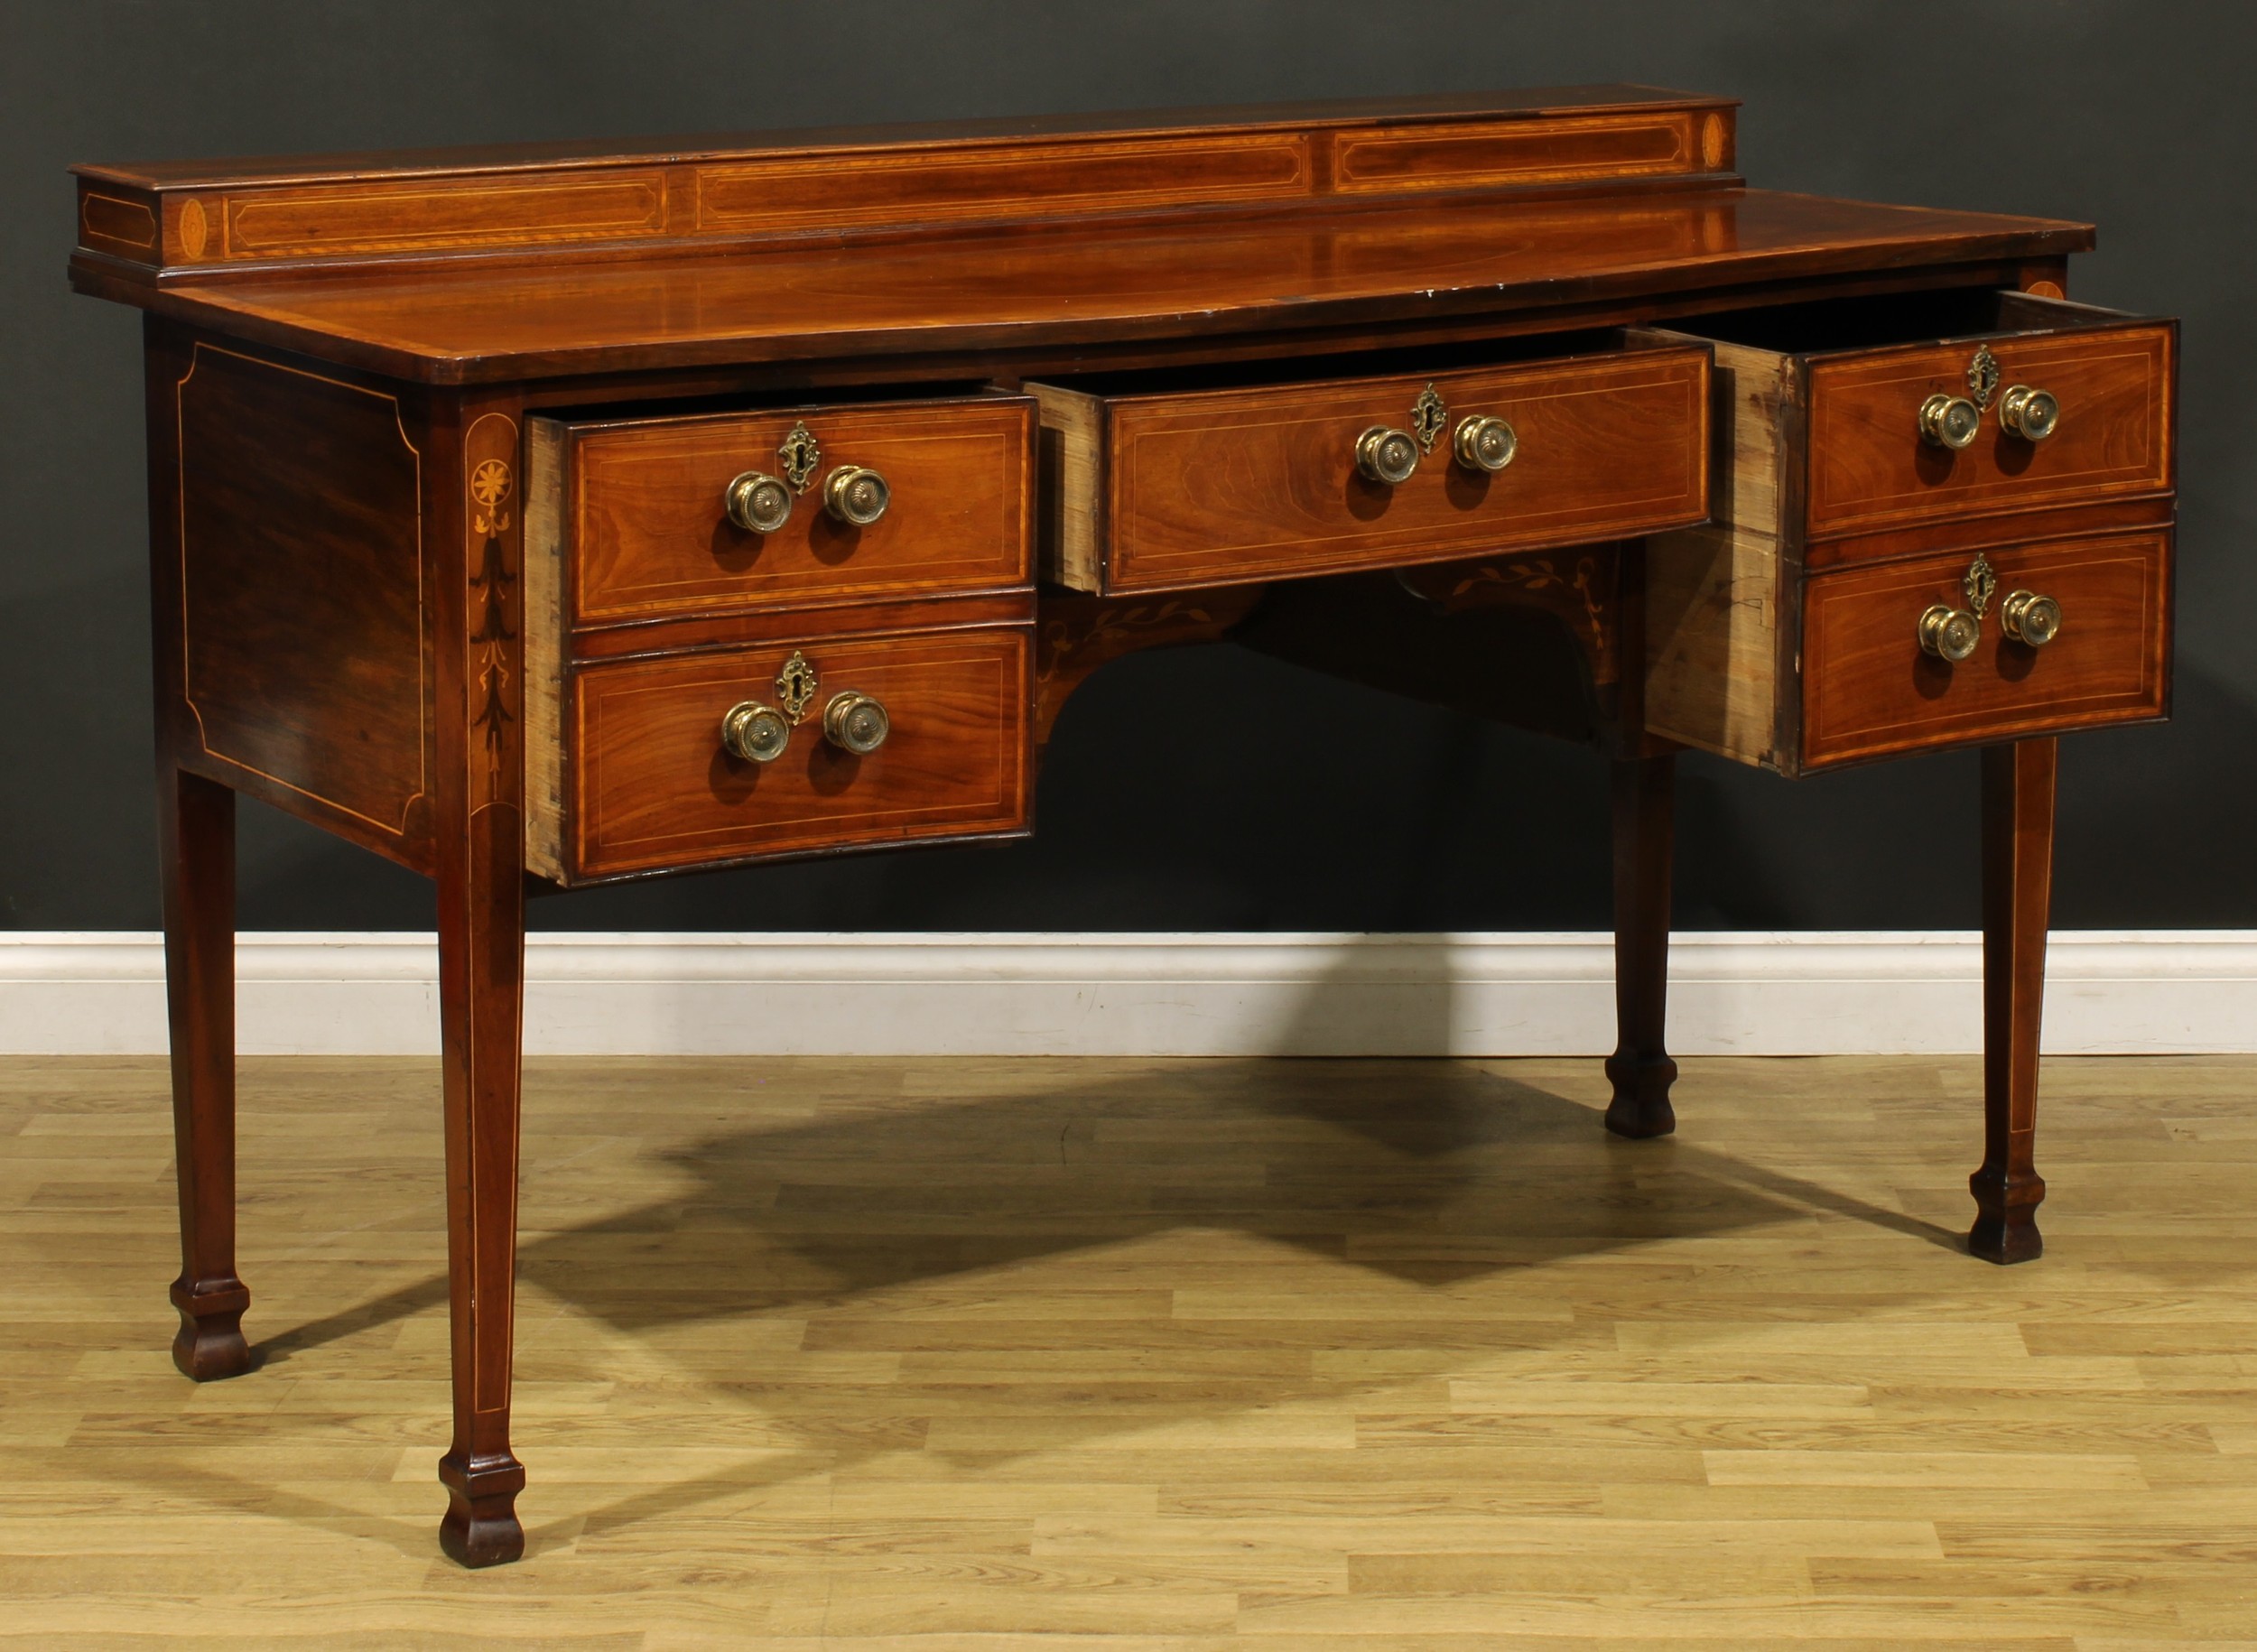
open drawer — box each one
[523,388,1039,883]
[1638,287,2178,774]
[529,391,1034,627]
[1638,288,2176,543]
[1027,336,1711,595]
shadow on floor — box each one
[237,1043,1964,1547]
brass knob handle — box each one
[822,690,890,755]
[823,465,890,526]
[2000,589,2062,647]
[1452,414,1518,474]
[1998,385,2060,442]
[1354,425,1421,486]
[1918,393,1982,450]
[724,471,793,534]
[720,701,791,764]
[1918,604,1982,663]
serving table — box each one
[70,86,2178,1564]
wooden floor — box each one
[5,1053,2257,1647]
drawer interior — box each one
[538,379,999,425]
[1025,328,1631,399]
[1654,287,2138,358]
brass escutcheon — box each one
[1963,553,1997,618]
[776,649,820,724]
[778,421,822,493]
[1966,345,2002,410]
[1410,384,1448,453]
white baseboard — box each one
[0,931,2250,1057]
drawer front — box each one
[571,626,1031,877]
[1807,321,2174,538]
[1085,347,1708,593]
[564,396,1033,624]
[1800,530,2169,769]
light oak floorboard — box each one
[2,1052,2254,1647]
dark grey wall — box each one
[5,2,2250,934]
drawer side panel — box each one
[1644,523,1790,770]
[525,417,569,881]
[1032,383,1108,593]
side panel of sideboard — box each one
[147,321,436,870]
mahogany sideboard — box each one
[69,86,2178,1567]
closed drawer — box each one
[553,623,1031,880]
[1642,288,2176,546]
[1029,341,1710,595]
[1800,530,2170,769]
[1647,524,2173,776]
[533,394,1034,625]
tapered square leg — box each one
[160,765,252,1381]
[1970,738,2055,1264]
[433,404,530,1566]
[434,807,527,1566]
[1605,752,1677,1138]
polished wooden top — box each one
[69,88,2091,384]
[71,190,2086,385]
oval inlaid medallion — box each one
[179,197,208,260]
